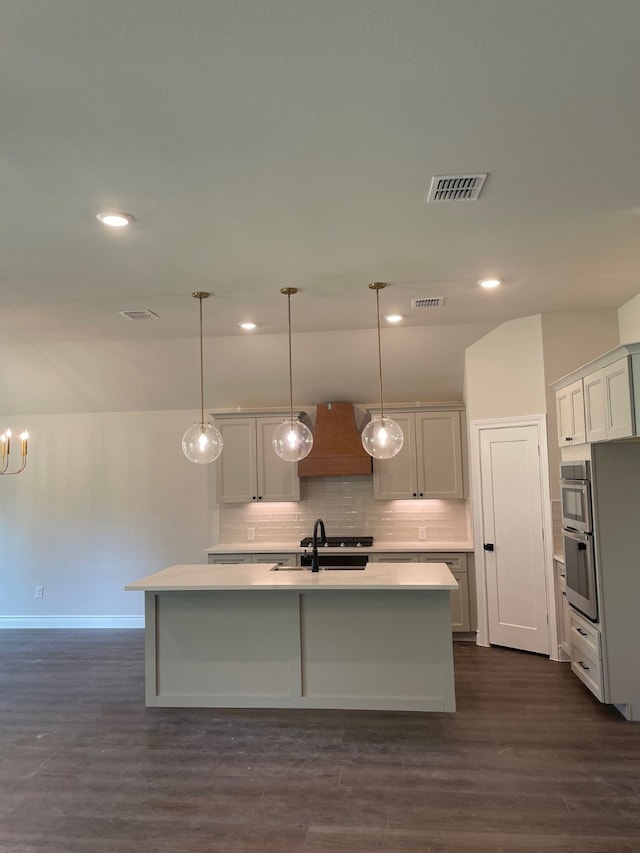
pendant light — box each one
[272,288,314,462]
[181,292,223,464]
[361,282,404,459]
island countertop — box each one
[125,561,458,592]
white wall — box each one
[0,322,493,416]
[618,292,640,343]
[0,410,211,626]
[464,315,546,422]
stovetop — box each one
[299,535,374,548]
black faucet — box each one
[311,518,327,572]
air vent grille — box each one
[412,297,445,309]
[119,309,159,321]
[427,173,487,202]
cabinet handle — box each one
[412,492,417,497]
[258,496,263,500]
[483,543,494,551]
[565,436,573,442]
[577,660,590,671]
[576,627,588,636]
[419,492,424,497]
[562,591,567,597]
[253,496,257,501]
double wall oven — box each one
[560,461,598,622]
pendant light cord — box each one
[198,294,206,428]
[287,292,294,422]
[375,286,385,419]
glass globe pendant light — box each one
[361,282,404,459]
[181,292,223,464]
[272,288,314,462]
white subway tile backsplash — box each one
[218,476,470,544]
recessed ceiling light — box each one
[478,278,501,289]
[96,211,134,228]
[385,314,403,323]
[239,322,257,331]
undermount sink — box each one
[269,565,367,572]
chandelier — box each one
[1,429,29,476]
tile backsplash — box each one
[216,476,471,544]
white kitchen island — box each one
[125,562,458,712]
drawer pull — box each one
[562,591,567,597]
[577,660,590,671]
[576,627,588,636]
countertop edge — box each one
[126,562,459,592]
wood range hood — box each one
[297,402,372,477]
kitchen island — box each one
[125,562,458,712]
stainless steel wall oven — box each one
[560,461,598,622]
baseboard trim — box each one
[0,615,144,629]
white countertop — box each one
[126,561,459,592]
[206,541,474,554]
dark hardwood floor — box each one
[1,631,639,852]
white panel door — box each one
[479,425,549,654]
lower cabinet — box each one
[569,608,604,701]
[371,551,472,632]
[421,554,471,633]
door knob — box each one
[483,543,494,551]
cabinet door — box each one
[556,380,586,446]
[255,418,301,502]
[216,419,258,503]
[603,357,634,440]
[415,411,464,499]
[372,413,418,499]
[583,370,607,443]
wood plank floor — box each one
[1,631,639,852]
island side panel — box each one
[299,589,456,712]
[150,591,301,707]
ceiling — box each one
[3,0,640,348]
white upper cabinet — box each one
[216,416,301,503]
[373,410,464,500]
[556,379,586,447]
[553,345,640,448]
[584,358,634,442]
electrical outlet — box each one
[247,527,255,541]
[418,527,427,541]
[35,585,44,599]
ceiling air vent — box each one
[426,173,487,202]
[119,309,159,320]
[412,297,445,309]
